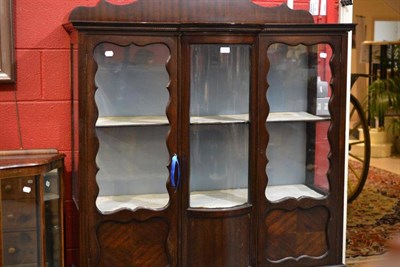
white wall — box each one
[374,20,400,41]
[352,0,400,104]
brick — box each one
[0,50,42,101]
[0,86,16,101]
[87,0,101,6]
[42,50,70,100]
[17,101,71,150]
[14,0,83,49]
[103,0,137,5]
[0,103,22,149]
[14,50,42,100]
[253,0,286,7]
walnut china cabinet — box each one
[0,149,64,267]
[65,1,353,266]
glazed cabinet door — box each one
[1,176,39,267]
[79,35,179,267]
[257,35,347,266]
[180,36,257,267]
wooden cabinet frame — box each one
[0,149,65,266]
[65,1,354,266]
[0,0,15,84]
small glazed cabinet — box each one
[0,149,65,267]
[65,1,353,266]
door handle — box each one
[170,154,181,191]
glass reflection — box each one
[93,43,171,212]
[189,44,250,208]
[265,43,332,201]
[1,177,39,267]
[44,170,62,267]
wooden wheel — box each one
[348,94,371,203]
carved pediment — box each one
[68,0,314,26]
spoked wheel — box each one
[348,94,371,203]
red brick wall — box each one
[0,1,99,265]
[254,0,340,23]
[0,0,339,266]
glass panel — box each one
[93,43,171,213]
[44,170,62,267]
[1,176,39,267]
[189,44,250,208]
[265,43,332,201]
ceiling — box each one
[382,0,400,15]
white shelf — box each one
[190,188,248,208]
[44,193,60,201]
[96,193,169,213]
[96,116,169,127]
[266,184,324,201]
[267,112,328,122]
[96,185,324,213]
[190,114,249,124]
[96,112,327,127]
[96,114,251,127]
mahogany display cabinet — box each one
[64,1,354,266]
[0,149,65,267]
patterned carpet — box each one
[346,164,400,258]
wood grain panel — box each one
[97,218,170,267]
[185,213,251,267]
[264,206,329,262]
